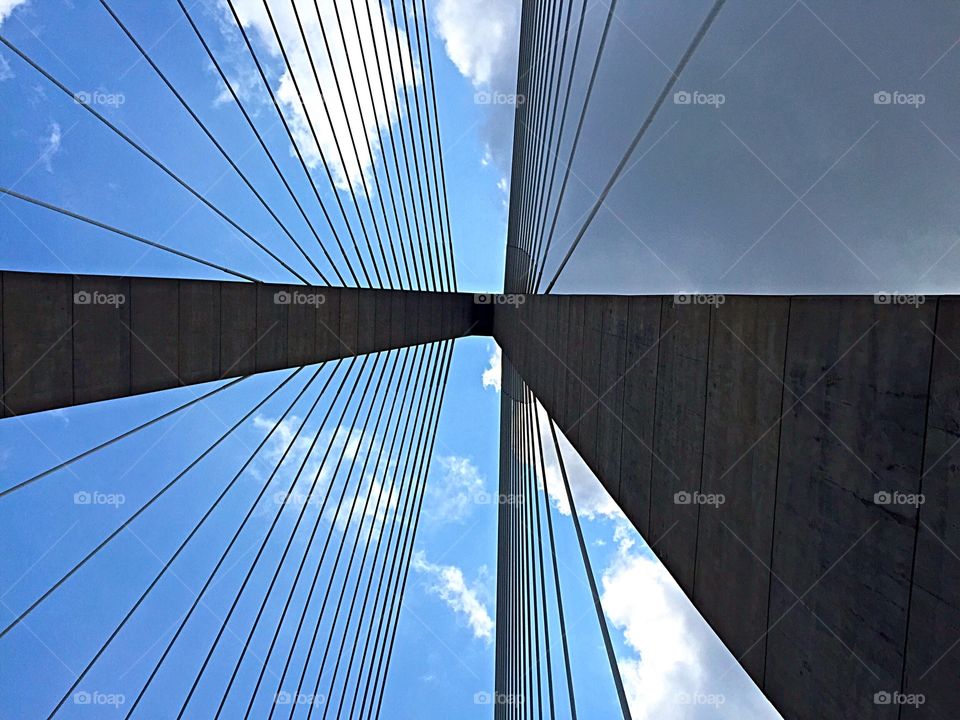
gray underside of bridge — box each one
[3,272,958,718]
[495,294,959,720]
[0,272,490,417]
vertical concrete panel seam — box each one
[647,296,665,536]
[691,301,715,601]
[762,296,792,690]
[896,295,941,718]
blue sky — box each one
[0,1,781,717]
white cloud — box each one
[0,0,27,26]
[426,454,485,523]
[481,343,501,393]
[434,0,517,87]
[599,524,781,719]
[0,54,13,82]
[412,550,493,643]
[433,0,520,172]
[219,0,416,191]
[39,121,61,172]
[534,404,620,520]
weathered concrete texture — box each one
[0,272,487,417]
[495,293,960,720]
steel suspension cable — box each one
[354,340,450,719]
[123,357,362,719]
[524,389,554,718]
[377,0,434,291]
[305,348,416,719]
[544,0,728,293]
[0,366,303,641]
[547,418,632,719]
[518,0,564,294]
[389,0,444,292]
[176,0,358,286]
[342,344,447,720]
[526,0,583,293]
[527,0,620,293]
[212,350,408,718]
[326,0,406,288]
[269,0,388,288]
[408,0,454,292]
[417,0,459,292]
[43,364,329,718]
[345,0,415,290]
[222,0,375,287]
[359,0,423,291]
[532,400,577,719]
[0,376,247,499]
[259,344,430,720]
[0,35,309,285]
[175,354,385,718]
[529,0,589,292]
[0,188,259,283]
[369,341,454,719]
[99,0,332,285]
[328,345,435,718]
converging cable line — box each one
[543,0,728,293]
[0,34,310,286]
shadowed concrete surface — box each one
[0,272,489,417]
[495,294,960,720]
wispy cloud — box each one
[481,343,501,393]
[39,121,61,172]
[0,0,28,26]
[412,550,493,643]
[426,454,485,523]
